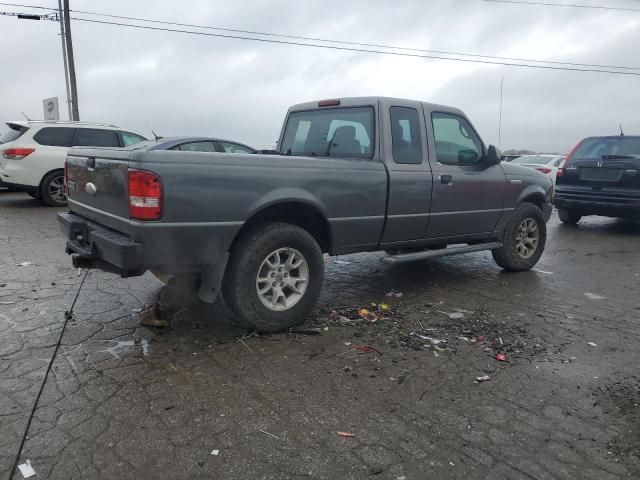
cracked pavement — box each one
[1,190,639,479]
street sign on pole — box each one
[43,97,60,121]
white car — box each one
[0,121,146,206]
[509,154,565,184]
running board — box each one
[380,242,503,264]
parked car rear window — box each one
[178,141,216,152]
[390,107,423,164]
[512,155,548,165]
[33,127,75,147]
[219,141,255,154]
[120,131,146,146]
[280,107,374,159]
[571,137,640,160]
[0,124,28,144]
[72,128,120,148]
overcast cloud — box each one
[1,0,639,152]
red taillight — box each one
[128,169,163,220]
[2,147,35,160]
[536,167,552,174]
[558,140,582,178]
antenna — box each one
[20,112,31,121]
[146,123,161,141]
[619,124,624,136]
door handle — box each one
[440,174,453,184]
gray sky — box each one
[1,0,639,152]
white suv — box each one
[0,121,146,206]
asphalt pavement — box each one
[0,191,639,479]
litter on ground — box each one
[18,460,36,478]
[584,293,606,300]
[588,342,597,347]
[476,375,491,382]
[211,449,220,456]
[337,431,356,437]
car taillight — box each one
[536,167,552,174]
[1,147,35,160]
[128,169,163,220]
[557,140,582,178]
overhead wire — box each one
[482,0,640,12]
[0,2,638,76]
[65,16,640,77]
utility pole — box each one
[57,0,72,120]
[498,75,504,148]
[63,0,79,121]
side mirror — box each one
[485,145,502,166]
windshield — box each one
[572,136,640,159]
[280,107,374,158]
[0,124,28,144]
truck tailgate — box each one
[66,147,131,230]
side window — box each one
[72,128,120,147]
[431,113,483,166]
[33,127,75,147]
[120,131,146,146]
[390,107,423,164]
[178,141,216,152]
[219,141,254,154]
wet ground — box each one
[1,190,639,479]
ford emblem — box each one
[85,182,97,196]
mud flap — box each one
[198,253,229,303]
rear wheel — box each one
[222,223,324,332]
[492,203,546,271]
[558,208,582,225]
[40,170,67,207]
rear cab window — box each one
[33,127,76,147]
[280,107,374,159]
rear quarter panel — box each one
[131,150,388,253]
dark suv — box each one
[554,135,640,224]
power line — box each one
[482,0,640,12]
[65,16,640,77]
[0,2,55,10]
[2,1,640,72]
[67,7,640,71]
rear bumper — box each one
[553,187,640,218]
[57,212,145,276]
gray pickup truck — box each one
[58,97,553,331]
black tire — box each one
[40,170,67,207]
[558,208,581,225]
[222,222,324,332]
[492,203,547,271]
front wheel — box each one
[40,170,67,207]
[492,203,546,271]
[222,223,324,332]
[558,208,582,225]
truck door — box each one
[424,111,505,239]
[380,102,433,244]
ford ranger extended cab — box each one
[58,97,553,331]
